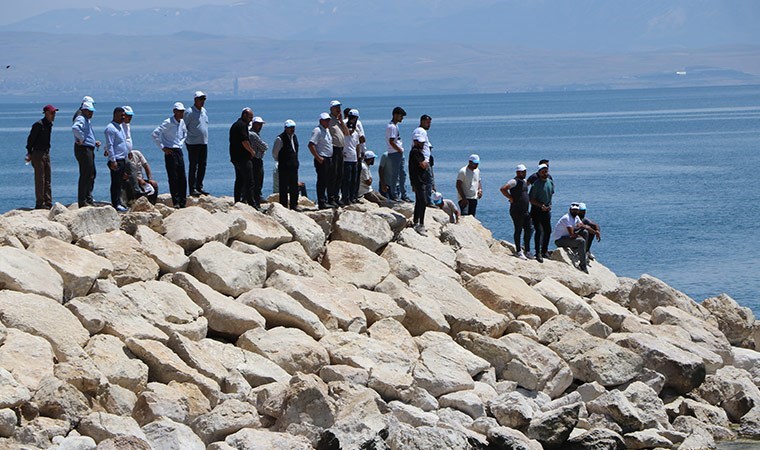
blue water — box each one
[1,85,759,313]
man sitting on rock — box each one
[578,202,601,261]
[553,202,590,273]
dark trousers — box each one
[352,161,361,200]
[510,208,533,253]
[342,161,358,202]
[164,148,187,208]
[413,184,427,226]
[186,143,207,192]
[30,150,51,208]
[75,144,96,207]
[315,156,332,206]
[425,167,435,204]
[531,209,552,255]
[461,198,478,216]
[329,147,343,201]
[233,159,255,205]
[109,159,126,207]
[279,166,299,209]
[556,229,590,269]
[252,157,264,206]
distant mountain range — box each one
[1,1,759,101]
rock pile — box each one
[1,194,759,449]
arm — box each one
[387,124,403,153]
[242,140,255,159]
[308,142,323,163]
[26,122,41,153]
[500,181,514,202]
[178,121,187,147]
[72,116,85,144]
[338,116,350,137]
[456,179,467,207]
[151,122,166,150]
[272,137,283,161]
[477,179,483,199]
[142,161,154,181]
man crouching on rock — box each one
[553,202,590,273]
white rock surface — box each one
[133,225,189,273]
[188,241,267,297]
[0,246,64,301]
[77,230,159,286]
[162,206,231,253]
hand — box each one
[95,141,101,148]
[459,199,468,209]
[103,150,109,157]
[477,189,483,199]
[108,161,117,171]
[162,147,172,155]
[24,153,31,163]
[316,156,324,164]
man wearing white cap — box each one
[456,154,482,216]
[72,95,95,122]
[554,203,590,273]
[358,151,387,206]
[185,91,209,196]
[432,191,460,224]
[249,116,268,208]
[72,101,100,207]
[342,109,362,204]
[500,164,533,259]
[529,163,554,262]
[152,102,188,208]
[230,108,256,206]
[328,100,350,204]
[308,112,334,209]
[413,114,434,205]
[104,107,129,212]
[272,119,299,209]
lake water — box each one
[1,85,759,314]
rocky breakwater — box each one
[1,194,759,449]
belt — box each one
[76,144,95,150]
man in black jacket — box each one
[25,104,58,209]
[273,120,300,210]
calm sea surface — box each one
[1,85,759,315]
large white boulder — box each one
[162,206,231,253]
[53,205,121,241]
[0,328,54,391]
[142,418,205,450]
[188,241,267,297]
[84,334,149,392]
[229,203,292,250]
[266,203,326,259]
[121,280,207,340]
[133,225,189,273]
[77,230,159,286]
[2,209,72,246]
[237,327,329,375]
[465,272,558,323]
[331,209,394,252]
[628,274,709,319]
[381,242,460,284]
[237,287,327,339]
[322,240,390,290]
[0,246,64,301]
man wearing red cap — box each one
[25,104,58,209]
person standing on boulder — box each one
[409,138,429,236]
[386,106,410,202]
[229,108,256,206]
[71,101,100,207]
[456,154,482,216]
[500,164,533,260]
[272,120,300,210]
[412,114,434,205]
[553,202,590,273]
[249,116,268,209]
[185,91,210,197]
[328,100,350,205]
[308,112,334,209]
[152,102,189,208]
[25,104,57,209]
[104,107,129,212]
[529,163,554,262]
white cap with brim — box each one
[348,109,359,117]
[364,150,376,160]
[252,116,265,124]
[516,164,527,172]
[432,191,443,204]
[122,106,134,116]
[173,102,186,111]
[81,102,95,112]
[570,202,580,210]
[319,112,330,120]
[579,203,587,211]
[284,119,296,128]
[194,91,206,98]
[469,154,480,164]
[330,100,341,107]
[82,96,94,104]
[538,163,548,171]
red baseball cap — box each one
[43,104,59,112]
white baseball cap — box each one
[348,109,360,117]
[81,102,95,112]
[194,91,206,98]
[319,112,330,120]
[469,154,480,164]
[364,150,376,159]
[82,96,94,104]
[579,203,587,211]
[538,163,548,171]
[330,100,341,107]
[570,202,581,210]
[252,116,265,124]
[173,102,186,111]
[515,164,527,172]
[284,119,296,128]
[432,191,443,205]
[122,106,134,116]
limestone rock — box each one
[369,207,407,234]
[526,402,581,448]
[650,305,733,365]
[2,209,72,246]
[412,332,490,398]
[28,236,113,300]
[319,365,369,386]
[121,280,206,340]
[387,424,471,450]
[533,277,599,324]
[0,246,64,301]
[702,293,755,346]
[238,287,326,339]
[628,273,708,318]
[466,271,558,322]
[224,428,312,450]
[197,339,291,389]
[440,220,492,252]
[49,434,98,450]
[622,381,669,430]
[331,209,393,252]
[32,376,89,423]
[94,435,152,449]
[266,203,326,259]
[97,383,137,416]
[185,194,235,213]
[321,330,417,374]
[77,230,159,286]
[162,206,230,253]
[319,383,388,450]
[388,401,439,427]
[274,373,336,444]
[488,390,540,428]
[11,416,70,448]
[53,205,120,241]
[733,347,760,382]
[0,368,31,410]
[265,270,366,332]
[133,381,211,426]
[142,418,204,450]
[381,242,460,283]
[119,210,165,236]
[188,241,266,297]
[226,203,293,249]
[133,225,189,273]
[66,292,168,343]
[237,327,329,375]
[84,334,148,391]
[740,406,760,439]
[375,274,449,336]
[78,412,146,443]
[304,208,336,238]
[168,333,229,384]
[322,240,390,290]
[566,428,626,450]
[171,272,266,337]
[586,293,640,331]
[0,328,54,391]
[396,228,457,269]
[191,398,261,444]
[0,291,88,361]
[212,211,247,241]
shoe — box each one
[401,196,413,203]
[190,190,202,197]
[536,253,543,263]
[517,251,528,260]
[414,224,428,236]
[199,190,210,195]
[580,266,589,274]
[115,204,128,212]
[318,203,328,210]
[524,251,533,258]
[542,252,549,259]
[426,202,435,207]
[327,202,339,208]
[588,253,595,261]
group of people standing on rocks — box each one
[500,160,601,273]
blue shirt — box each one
[184,106,208,145]
[152,117,187,150]
[104,121,129,161]
[309,125,333,157]
[72,115,96,147]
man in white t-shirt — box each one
[342,109,361,204]
[456,154,483,216]
[386,106,411,202]
[358,151,388,206]
[553,202,590,273]
[412,114,434,205]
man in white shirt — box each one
[553,202,591,273]
[185,91,209,196]
[342,109,361,204]
[412,114,434,205]
[152,102,188,208]
[456,154,483,216]
[386,106,410,202]
[308,112,334,209]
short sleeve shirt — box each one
[127,150,148,179]
[456,166,481,200]
[343,130,359,162]
[229,118,250,162]
[386,122,403,154]
[310,126,333,157]
[412,126,431,161]
[554,213,581,239]
[441,199,460,223]
[358,161,373,196]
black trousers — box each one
[75,144,96,207]
[315,156,331,206]
[233,159,255,205]
[413,184,427,226]
[329,147,343,201]
[164,148,187,208]
[109,158,126,208]
[342,161,358,202]
[510,208,533,253]
[531,209,552,255]
[252,157,264,206]
[461,198,478,216]
[186,143,207,192]
[279,165,299,209]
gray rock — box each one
[0,368,31,410]
[77,412,146,444]
[526,402,581,448]
[224,428,312,450]
[387,424,471,450]
[142,418,204,450]
[331,209,394,252]
[188,241,267,297]
[565,428,626,450]
[191,399,261,444]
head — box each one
[252,116,265,133]
[538,159,549,169]
[194,91,207,109]
[468,154,480,170]
[420,114,432,130]
[42,104,58,122]
[81,102,95,119]
[347,109,359,129]
[173,102,186,120]
[515,164,527,180]
[330,100,341,116]
[319,112,330,128]
[578,203,587,219]
[284,119,296,135]
[241,107,253,123]
[112,107,125,124]
[537,163,549,180]
[392,106,406,123]
[569,203,580,217]
[364,150,376,166]
[432,191,443,207]
[122,106,134,124]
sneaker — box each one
[588,253,595,261]
[115,204,128,212]
[524,251,533,259]
[318,203,329,210]
[414,224,428,236]
[190,190,202,197]
[517,251,528,260]
[536,253,543,263]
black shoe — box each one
[199,189,210,195]
[580,266,589,274]
[190,190,201,197]
[401,196,413,203]
[318,203,329,210]
[536,253,543,263]
[542,252,549,259]
[327,202,339,208]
